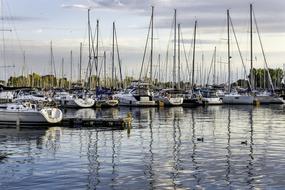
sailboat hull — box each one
[0,108,63,126]
[222,95,254,105]
[255,96,285,104]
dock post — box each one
[16,118,20,130]
[126,112,132,135]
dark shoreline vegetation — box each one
[3,68,284,90]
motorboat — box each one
[53,91,95,108]
[0,101,63,125]
[200,88,223,105]
[13,89,50,103]
[154,88,183,106]
[182,90,203,107]
[0,91,13,103]
[95,96,119,108]
[114,83,156,107]
[91,88,119,108]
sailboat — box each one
[182,20,203,107]
[247,4,285,104]
[222,9,254,105]
[203,47,223,105]
[0,101,63,125]
[115,7,156,107]
[153,9,184,106]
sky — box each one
[1,0,285,84]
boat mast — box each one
[178,23,181,90]
[61,58,64,78]
[227,10,231,93]
[79,42,82,83]
[250,4,254,90]
[103,51,106,87]
[70,50,73,89]
[87,9,92,89]
[173,9,177,89]
[213,46,216,85]
[61,57,64,88]
[114,22,123,88]
[150,6,154,83]
[192,20,197,90]
[158,54,161,84]
[112,22,115,89]
[96,20,99,86]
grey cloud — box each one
[89,0,285,33]
[0,16,44,22]
[61,4,91,10]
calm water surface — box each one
[1,105,285,189]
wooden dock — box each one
[61,117,130,130]
[60,112,132,130]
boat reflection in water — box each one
[1,106,285,189]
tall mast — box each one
[227,9,231,93]
[50,40,54,88]
[103,51,106,87]
[213,46,217,85]
[114,23,123,88]
[177,23,181,89]
[158,54,161,83]
[96,20,99,83]
[250,4,254,90]
[61,57,64,88]
[70,50,73,89]
[87,9,92,89]
[192,20,197,89]
[173,9,177,88]
[50,41,53,76]
[150,6,154,83]
[112,22,115,88]
[61,58,64,79]
[79,42,82,82]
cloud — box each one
[61,4,92,10]
[0,16,44,22]
[86,0,285,33]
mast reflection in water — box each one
[1,106,285,189]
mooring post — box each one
[126,112,132,135]
[16,118,20,130]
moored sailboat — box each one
[0,101,63,125]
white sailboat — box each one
[222,9,254,105]
[248,4,284,104]
[0,102,63,125]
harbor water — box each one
[1,105,285,189]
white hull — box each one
[55,98,95,108]
[0,91,13,103]
[255,96,285,104]
[117,95,156,107]
[154,97,183,106]
[95,99,119,107]
[202,97,223,105]
[0,108,62,125]
[223,95,254,105]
